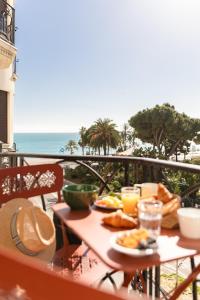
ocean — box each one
[14,132,81,154]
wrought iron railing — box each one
[0,0,15,44]
[0,152,200,204]
[0,152,200,298]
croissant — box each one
[157,183,173,203]
[162,196,180,216]
[102,210,137,228]
[161,196,181,229]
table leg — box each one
[155,266,160,298]
[129,270,148,294]
[139,270,147,293]
[122,272,135,287]
[169,262,200,300]
[142,270,148,294]
[190,257,198,300]
[149,267,153,296]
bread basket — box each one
[161,194,181,229]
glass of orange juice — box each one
[121,186,140,216]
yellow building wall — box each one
[0,0,16,146]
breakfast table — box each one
[52,203,200,299]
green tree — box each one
[118,123,136,152]
[65,140,78,155]
[129,103,200,159]
[88,118,120,155]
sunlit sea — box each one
[14,132,80,154]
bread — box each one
[102,210,138,228]
[162,196,180,216]
[161,195,181,229]
[162,211,179,229]
[157,183,173,203]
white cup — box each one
[177,208,200,239]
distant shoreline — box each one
[14,132,79,134]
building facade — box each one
[0,0,16,146]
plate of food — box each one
[94,193,123,210]
[110,228,158,256]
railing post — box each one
[152,165,162,182]
[124,162,129,186]
[134,163,138,183]
[142,165,149,182]
[19,156,24,167]
[9,154,18,167]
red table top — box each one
[52,203,200,273]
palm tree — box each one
[120,123,129,151]
[88,118,120,155]
[65,140,78,155]
[78,126,88,155]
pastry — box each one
[102,210,137,228]
[161,195,181,229]
[162,211,179,229]
[162,196,180,216]
[157,183,173,203]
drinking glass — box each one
[138,199,163,238]
[134,183,158,198]
[121,186,140,216]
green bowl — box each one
[62,184,99,210]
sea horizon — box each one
[14,131,79,134]
[14,132,81,154]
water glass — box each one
[138,199,163,238]
[121,186,140,216]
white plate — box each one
[94,195,123,210]
[94,201,121,210]
[110,231,157,257]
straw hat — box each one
[0,198,56,262]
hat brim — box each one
[0,198,56,262]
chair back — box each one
[0,164,63,206]
[0,246,133,300]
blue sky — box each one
[14,0,200,132]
